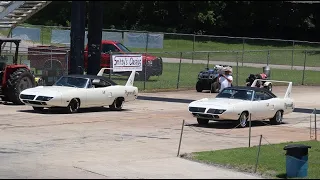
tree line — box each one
[26,1,320,41]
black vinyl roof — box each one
[63,74,118,85]
[224,86,277,97]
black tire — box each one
[238,112,249,128]
[109,98,124,111]
[270,110,283,125]
[197,118,209,125]
[196,81,203,92]
[5,68,36,105]
[66,98,80,113]
[33,106,44,112]
[211,81,220,93]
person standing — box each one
[219,67,233,92]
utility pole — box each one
[69,1,86,75]
[87,1,103,75]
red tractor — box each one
[0,38,36,104]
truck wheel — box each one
[196,81,203,92]
[211,82,220,93]
[6,68,35,105]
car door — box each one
[91,78,114,106]
[262,92,277,118]
[84,80,105,107]
[251,91,272,120]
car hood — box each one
[20,86,76,97]
[189,98,247,109]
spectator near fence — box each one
[219,67,233,92]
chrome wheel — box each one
[275,111,283,123]
[67,99,80,113]
[270,110,283,125]
[238,112,248,128]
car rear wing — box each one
[97,68,136,86]
[251,79,292,98]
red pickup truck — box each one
[84,40,163,80]
[28,40,163,84]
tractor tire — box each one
[5,68,35,105]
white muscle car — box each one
[188,80,294,128]
[19,68,138,113]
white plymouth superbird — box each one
[188,80,294,128]
[19,68,138,113]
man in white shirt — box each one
[219,68,233,92]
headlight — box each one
[207,109,226,114]
[36,96,53,101]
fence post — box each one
[9,30,12,53]
[249,113,252,147]
[109,52,112,79]
[145,32,149,53]
[207,52,210,68]
[266,50,270,65]
[310,114,313,139]
[177,119,185,157]
[241,38,245,66]
[315,108,317,141]
[176,52,182,89]
[236,52,239,86]
[254,135,263,173]
[144,63,146,90]
[302,50,307,85]
[291,41,295,70]
[192,34,195,64]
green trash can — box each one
[283,144,311,178]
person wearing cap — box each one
[219,67,233,92]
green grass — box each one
[108,62,320,91]
[4,24,320,67]
[189,140,320,179]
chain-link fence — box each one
[1,47,320,90]
[2,25,320,55]
[177,109,319,178]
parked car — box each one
[27,41,163,85]
[19,68,138,113]
[196,65,232,93]
[84,40,162,81]
[188,79,294,128]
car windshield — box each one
[216,89,253,101]
[116,43,131,52]
[53,77,88,88]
